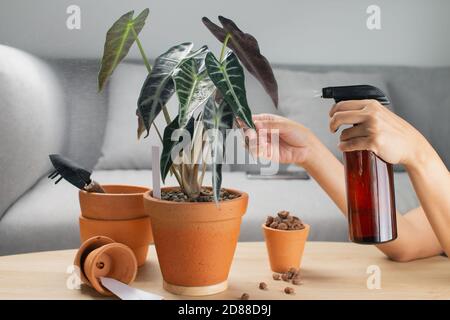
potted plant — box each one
[97,9,278,295]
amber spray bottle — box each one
[322,85,397,244]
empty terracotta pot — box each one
[143,187,248,296]
[79,185,150,220]
[79,216,152,266]
[74,236,137,296]
[262,224,310,273]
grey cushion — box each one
[0,45,65,219]
[46,59,109,170]
[385,67,450,167]
[0,169,418,256]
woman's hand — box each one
[242,114,313,165]
[329,99,427,166]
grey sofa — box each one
[1,45,448,256]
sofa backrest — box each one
[43,58,109,170]
[38,59,450,171]
[273,64,450,167]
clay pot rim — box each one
[143,186,247,206]
[262,223,310,234]
[79,184,150,196]
[79,215,152,223]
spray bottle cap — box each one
[322,85,390,105]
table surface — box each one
[0,241,448,300]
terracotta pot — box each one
[79,216,152,266]
[79,185,150,220]
[262,224,310,273]
[143,187,248,296]
[74,236,138,296]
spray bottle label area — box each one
[345,150,397,244]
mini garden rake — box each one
[48,154,105,193]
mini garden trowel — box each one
[48,154,105,193]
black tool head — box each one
[48,154,92,190]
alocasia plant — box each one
[98,9,278,202]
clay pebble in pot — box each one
[143,187,248,296]
[79,216,152,267]
[262,211,310,273]
[74,236,137,296]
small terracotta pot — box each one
[262,224,310,273]
[79,185,150,220]
[79,216,152,266]
[74,236,138,296]
[143,187,248,296]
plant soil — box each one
[159,188,240,202]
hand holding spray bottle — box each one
[322,85,397,244]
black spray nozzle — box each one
[322,85,390,105]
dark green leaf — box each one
[98,9,149,91]
[173,49,216,128]
[137,43,194,137]
[205,51,255,129]
[160,116,195,182]
[203,99,233,202]
[202,16,278,107]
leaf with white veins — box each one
[137,42,194,137]
[173,52,216,128]
[205,51,255,129]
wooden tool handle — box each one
[84,180,106,193]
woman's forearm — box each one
[404,137,450,256]
[301,133,347,214]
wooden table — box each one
[0,242,448,300]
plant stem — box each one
[170,164,183,187]
[131,27,172,125]
[161,105,172,125]
[131,27,152,73]
[152,122,163,142]
[219,33,232,62]
[198,142,209,186]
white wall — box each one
[1,0,449,66]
